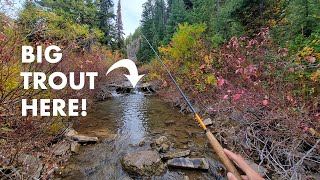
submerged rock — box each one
[167,158,209,170]
[159,143,170,153]
[155,136,168,146]
[164,120,176,126]
[121,150,166,176]
[161,150,190,160]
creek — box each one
[61,90,225,180]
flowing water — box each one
[61,91,225,180]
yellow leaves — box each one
[162,23,206,61]
[49,121,65,135]
[310,69,320,82]
[150,73,161,80]
[204,55,211,64]
[300,46,314,58]
[205,74,218,86]
[1,63,21,93]
[269,19,277,27]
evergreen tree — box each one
[115,0,124,50]
[37,0,116,47]
[165,0,188,44]
[99,0,116,46]
[137,0,155,62]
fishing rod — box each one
[141,33,243,180]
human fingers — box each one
[223,149,253,174]
[227,172,249,180]
[224,149,265,180]
[227,172,238,180]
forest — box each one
[0,0,320,179]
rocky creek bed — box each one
[54,88,228,180]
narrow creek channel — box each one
[62,91,225,180]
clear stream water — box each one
[61,92,225,180]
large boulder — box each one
[167,158,209,170]
[121,150,166,176]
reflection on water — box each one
[65,93,223,180]
[118,93,148,144]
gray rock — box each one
[203,118,213,126]
[53,141,70,156]
[139,140,145,147]
[65,128,99,143]
[121,175,134,180]
[121,150,166,176]
[245,159,268,176]
[70,141,80,153]
[90,128,117,141]
[65,128,78,137]
[164,120,176,126]
[68,134,99,143]
[184,176,190,180]
[18,154,43,179]
[155,136,168,146]
[167,158,209,170]
[161,150,190,160]
[126,37,141,61]
[159,143,170,153]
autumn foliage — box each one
[145,23,320,179]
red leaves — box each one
[217,78,225,87]
[289,68,295,73]
[233,94,241,101]
[306,56,316,63]
[0,33,7,42]
[262,99,269,106]
[199,64,206,70]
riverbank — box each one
[148,77,320,179]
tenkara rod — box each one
[141,33,243,180]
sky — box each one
[113,0,146,37]
[0,0,146,37]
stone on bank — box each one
[121,150,166,176]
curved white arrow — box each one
[106,59,145,88]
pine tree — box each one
[164,0,188,44]
[99,0,115,46]
[115,0,124,50]
[137,0,155,62]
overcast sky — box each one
[1,0,146,37]
[113,0,146,36]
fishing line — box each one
[140,32,243,180]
